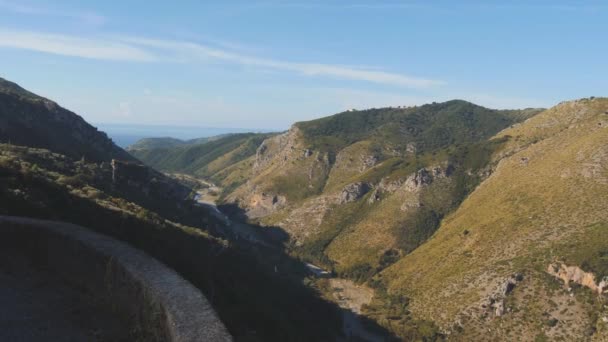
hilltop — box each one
[129,132,276,195]
[127,134,235,151]
[0,77,132,163]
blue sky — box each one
[1,1,607,130]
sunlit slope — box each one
[379,98,608,339]
[224,101,542,275]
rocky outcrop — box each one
[547,262,608,295]
[253,127,303,171]
[339,182,371,204]
[480,273,524,317]
[245,192,287,218]
[366,165,453,209]
[359,155,379,172]
[404,169,433,191]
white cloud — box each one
[0,29,156,61]
[0,27,444,88]
[119,36,445,88]
[0,0,105,26]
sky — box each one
[1,0,607,130]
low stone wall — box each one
[0,216,232,342]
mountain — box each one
[0,78,344,341]
[129,132,276,194]
[0,77,132,163]
[164,98,608,340]
[221,101,542,272]
[377,97,608,340]
[127,134,234,150]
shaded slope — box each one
[0,77,133,163]
[0,143,344,341]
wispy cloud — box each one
[0,29,156,61]
[0,28,444,88]
[237,2,606,12]
[119,36,444,88]
[0,0,105,26]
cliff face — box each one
[548,263,608,295]
[0,78,133,163]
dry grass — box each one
[379,99,608,335]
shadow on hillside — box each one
[217,203,400,341]
[0,161,398,341]
[217,203,290,247]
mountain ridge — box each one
[0,77,133,163]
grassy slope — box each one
[129,133,273,179]
[252,101,539,202]
[0,143,343,342]
[246,102,540,274]
[127,134,233,150]
[378,98,608,339]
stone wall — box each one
[0,216,232,342]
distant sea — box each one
[94,123,271,148]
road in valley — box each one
[193,179,385,341]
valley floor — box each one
[192,178,388,340]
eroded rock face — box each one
[547,262,608,295]
[360,155,379,172]
[404,169,432,191]
[365,165,453,209]
[246,192,287,218]
[403,166,451,192]
[480,273,524,318]
[367,189,381,204]
[339,182,371,204]
[253,127,301,171]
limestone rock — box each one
[404,169,432,191]
[480,273,524,318]
[339,182,370,204]
[367,189,381,204]
[547,262,608,295]
[245,192,288,218]
[359,155,379,171]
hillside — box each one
[220,101,542,275]
[129,132,275,194]
[127,134,234,150]
[0,143,343,341]
[0,77,133,163]
[376,98,608,340]
[0,78,344,341]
